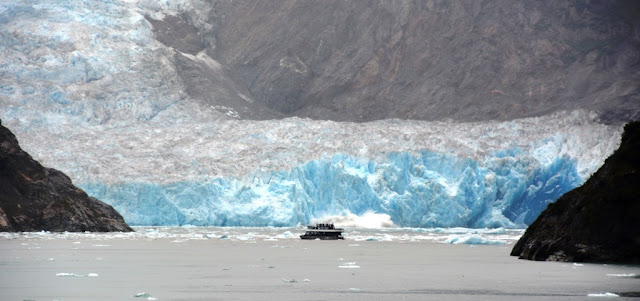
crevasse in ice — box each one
[0,0,624,228]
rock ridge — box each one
[0,120,132,232]
[511,121,640,263]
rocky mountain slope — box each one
[511,121,640,263]
[0,120,132,232]
[165,0,640,122]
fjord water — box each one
[1,227,638,301]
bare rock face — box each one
[0,121,132,232]
[511,121,640,263]
[160,0,640,123]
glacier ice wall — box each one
[80,149,581,228]
[0,0,625,228]
[37,110,616,228]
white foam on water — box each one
[314,211,395,228]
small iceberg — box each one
[587,292,619,297]
[133,292,157,299]
[606,273,637,278]
[339,262,360,269]
[56,272,98,277]
[56,273,81,277]
[443,235,505,245]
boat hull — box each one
[300,234,344,240]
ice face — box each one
[0,0,624,228]
[77,143,588,228]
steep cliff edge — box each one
[0,121,132,232]
[511,121,640,263]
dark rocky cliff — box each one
[0,121,132,232]
[154,0,640,122]
[511,121,640,263]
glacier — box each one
[0,0,625,228]
[79,147,583,228]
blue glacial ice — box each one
[79,147,583,228]
[0,0,625,228]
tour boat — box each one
[300,223,344,240]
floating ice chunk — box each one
[606,274,637,278]
[573,263,584,267]
[349,288,361,291]
[56,272,98,277]
[219,235,229,239]
[444,235,506,245]
[587,292,619,297]
[132,293,158,300]
[280,231,293,237]
[339,262,360,268]
[302,278,311,282]
[484,228,507,234]
[282,278,297,283]
[56,273,80,277]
